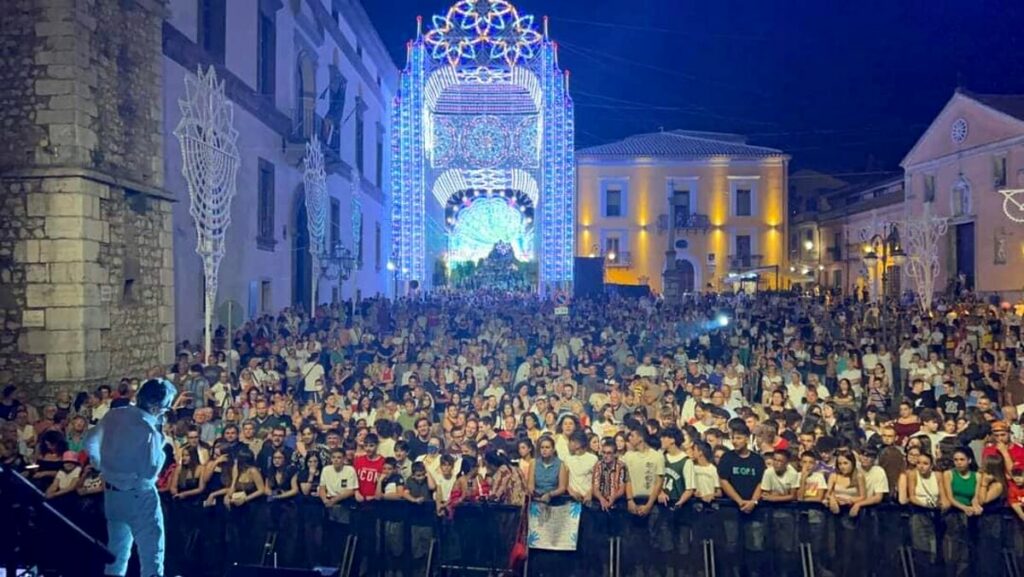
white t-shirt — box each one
[55,467,82,491]
[692,463,720,497]
[302,362,325,393]
[864,465,889,497]
[802,471,828,500]
[320,464,357,498]
[621,448,665,498]
[760,466,800,495]
[564,452,599,496]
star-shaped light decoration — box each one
[1000,188,1024,223]
[424,0,543,68]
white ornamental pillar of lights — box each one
[174,66,241,360]
[900,204,949,312]
[303,135,329,313]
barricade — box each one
[52,494,1024,576]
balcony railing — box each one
[291,102,323,142]
[675,212,711,231]
[728,253,763,270]
[604,251,632,268]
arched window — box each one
[951,174,971,217]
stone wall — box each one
[0,0,173,397]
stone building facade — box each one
[0,0,175,395]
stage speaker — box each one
[573,257,604,298]
[226,567,335,577]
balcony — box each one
[284,103,348,175]
[604,251,632,268]
[657,213,711,234]
[675,212,711,232]
[728,254,763,270]
[290,104,324,143]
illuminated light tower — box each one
[391,0,574,293]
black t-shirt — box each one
[717,450,766,501]
[937,394,966,420]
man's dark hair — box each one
[729,422,752,437]
[659,426,684,447]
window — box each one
[924,174,936,203]
[604,237,620,256]
[257,9,276,99]
[375,123,385,187]
[735,188,752,217]
[330,198,341,252]
[257,159,275,250]
[198,0,226,61]
[605,188,622,217]
[374,222,382,271]
[356,210,364,268]
[994,156,1008,187]
[736,235,752,267]
[736,235,752,256]
[672,189,691,226]
[832,270,842,289]
[260,280,272,313]
[355,99,365,173]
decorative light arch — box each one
[391,0,573,289]
[392,1,574,291]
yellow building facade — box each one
[576,131,789,296]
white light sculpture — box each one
[303,135,328,311]
[175,65,240,360]
[901,206,949,312]
[999,188,1024,223]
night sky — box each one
[363,0,1024,173]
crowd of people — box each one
[3,289,1024,574]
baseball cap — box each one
[62,451,80,464]
[991,421,1010,433]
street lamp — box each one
[860,222,906,348]
[321,242,356,310]
[860,223,905,302]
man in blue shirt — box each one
[84,379,177,577]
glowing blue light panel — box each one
[448,197,533,263]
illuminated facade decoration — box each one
[392,0,574,291]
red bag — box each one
[508,499,530,572]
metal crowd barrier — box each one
[45,493,1024,577]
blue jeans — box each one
[104,486,164,577]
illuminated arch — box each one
[392,0,574,291]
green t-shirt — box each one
[662,452,693,502]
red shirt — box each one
[353,455,384,498]
[1007,481,1024,507]
[981,443,1024,472]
